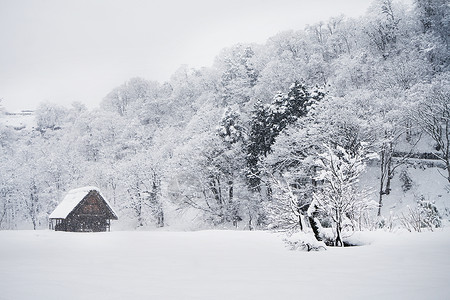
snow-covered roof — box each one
[49,186,117,219]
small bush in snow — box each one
[400,196,442,232]
[376,215,396,231]
[418,199,442,229]
[284,232,327,252]
[399,169,413,193]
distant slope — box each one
[0,111,35,130]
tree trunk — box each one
[447,161,450,183]
[379,141,395,216]
[405,119,412,142]
[378,189,384,217]
[385,142,394,195]
[378,149,385,216]
[266,182,273,201]
[248,212,253,231]
[308,216,322,242]
[157,210,164,228]
[307,201,323,241]
[335,211,344,247]
[228,179,233,203]
[209,178,221,205]
[335,225,343,247]
[298,214,303,231]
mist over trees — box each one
[0,0,448,233]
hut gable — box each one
[49,186,118,232]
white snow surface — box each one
[48,186,117,219]
[0,111,35,130]
[0,229,449,300]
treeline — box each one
[0,0,448,232]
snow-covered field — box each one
[1,230,449,300]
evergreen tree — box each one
[246,82,325,190]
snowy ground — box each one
[1,230,449,300]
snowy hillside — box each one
[361,164,450,225]
[0,230,449,300]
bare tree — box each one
[310,145,376,247]
[413,80,450,182]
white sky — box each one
[0,0,376,112]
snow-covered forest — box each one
[0,0,449,239]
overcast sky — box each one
[0,0,377,112]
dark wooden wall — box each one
[53,191,115,232]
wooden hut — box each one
[49,186,118,232]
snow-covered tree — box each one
[264,173,312,232]
[117,151,165,228]
[246,82,325,190]
[215,44,260,106]
[411,75,450,182]
[309,145,376,246]
[414,0,450,51]
[35,102,68,131]
[0,130,19,229]
[364,0,402,59]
